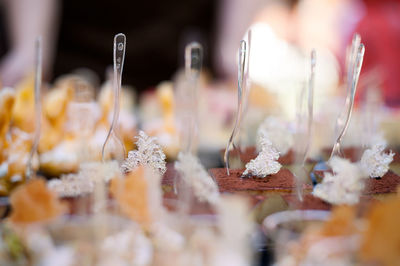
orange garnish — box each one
[110,166,150,225]
[320,205,357,237]
[360,195,400,265]
[12,75,35,132]
[10,179,66,224]
[0,89,15,138]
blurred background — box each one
[1,0,400,167]
[0,0,399,97]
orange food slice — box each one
[10,179,66,224]
[110,166,150,225]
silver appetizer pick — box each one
[224,40,247,175]
[238,29,252,149]
[183,42,203,154]
[185,42,203,81]
[330,43,365,160]
[303,49,316,166]
[243,29,252,114]
[245,29,252,93]
[347,34,361,90]
[26,37,42,179]
[102,33,126,163]
[295,49,316,201]
[173,42,203,195]
[335,33,361,140]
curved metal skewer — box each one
[346,34,361,93]
[335,34,361,143]
[173,42,203,195]
[295,50,316,201]
[102,33,126,162]
[330,44,365,160]
[302,49,316,166]
[224,40,246,175]
[183,42,203,154]
[26,37,42,179]
[185,42,203,80]
[237,29,252,149]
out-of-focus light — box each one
[245,23,339,119]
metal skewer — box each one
[183,42,203,154]
[26,37,42,179]
[330,44,365,160]
[102,33,126,163]
[224,40,247,175]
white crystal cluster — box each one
[48,173,94,197]
[242,133,281,178]
[121,131,166,176]
[48,161,121,197]
[174,152,219,205]
[257,116,293,155]
[360,142,394,178]
[313,157,366,205]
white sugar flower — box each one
[242,133,281,178]
[48,161,121,197]
[121,131,166,176]
[48,173,94,197]
[360,142,394,178]
[174,152,219,205]
[313,157,366,205]
[257,116,293,155]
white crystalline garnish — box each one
[48,161,121,197]
[242,133,281,178]
[48,173,94,197]
[313,157,367,205]
[174,152,220,205]
[121,131,166,176]
[257,116,293,155]
[360,141,394,178]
